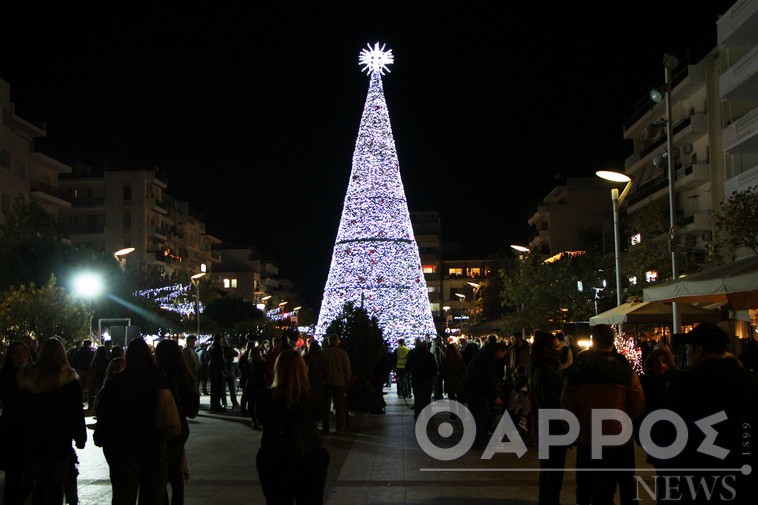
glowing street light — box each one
[510,244,530,254]
[113,247,135,269]
[596,170,633,313]
[191,272,206,337]
[73,272,103,338]
[466,281,481,324]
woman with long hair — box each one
[255,349,330,504]
[0,341,34,505]
[440,342,465,402]
[17,337,86,505]
[96,337,169,505]
[155,339,197,505]
[244,345,267,430]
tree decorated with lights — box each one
[315,43,436,345]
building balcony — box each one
[675,163,710,191]
[151,199,168,214]
[624,59,705,135]
[65,224,105,235]
[627,177,670,208]
[718,0,758,53]
[30,181,71,209]
[147,226,168,241]
[528,229,550,249]
[68,197,105,208]
[676,209,711,233]
[720,43,758,101]
[723,104,758,153]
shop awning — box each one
[642,255,758,310]
[589,300,721,326]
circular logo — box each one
[415,400,477,461]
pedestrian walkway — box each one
[1,384,656,504]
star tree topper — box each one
[359,42,394,75]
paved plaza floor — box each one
[1,384,656,504]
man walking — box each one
[322,334,351,433]
[562,324,645,505]
[406,338,438,420]
[393,338,411,399]
[207,335,228,412]
[182,335,201,394]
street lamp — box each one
[191,272,206,337]
[113,247,135,270]
[649,53,681,335]
[466,281,481,324]
[73,272,103,339]
[510,245,530,337]
[596,170,633,313]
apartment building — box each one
[58,166,221,277]
[0,79,71,221]
[527,177,611,255]
[621,49,723,269]
[719,0,758,203]
[409,211,500,335]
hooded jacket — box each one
[561,349,645,448]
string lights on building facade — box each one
[315,43,436,344]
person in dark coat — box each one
[440,342,465,402]
[17,337,87,505]
[530,330,567,505]
[206,335,227,412]
[405,338,439,420]
[95,337,169,505]
[562,324,645,505]
[0,341,34,505]
[462,341,507,447]
[155,339,197,505]
[244,346,267,430]
[303,341,330,426]
[256,349,329,504]
[657,323,758,504]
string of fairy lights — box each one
[315,44,436,345]
[134,284,198,317]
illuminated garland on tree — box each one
[134,284,198,317]
[315,43,436,345]
[615,332,643,375]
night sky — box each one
[0,2,736,306]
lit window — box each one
[223,278,230,288]
[200,263,207,273]
[423,265,437,274]
[646,271,658,283]
[467,268,481,278]
[631,233,642,246]
[449,268,463,277]
[231,278,238,288]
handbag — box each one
[155,388,182,439]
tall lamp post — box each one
[466,281,481,324]
[510,245,530,338]
[191,272,206,337]
[73,272,103,340]
[596,171,633,316]
[650,53,681,335]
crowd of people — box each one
[396,325,758,505]
[1,323,757,505]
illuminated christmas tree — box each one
[315,43,436,345]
